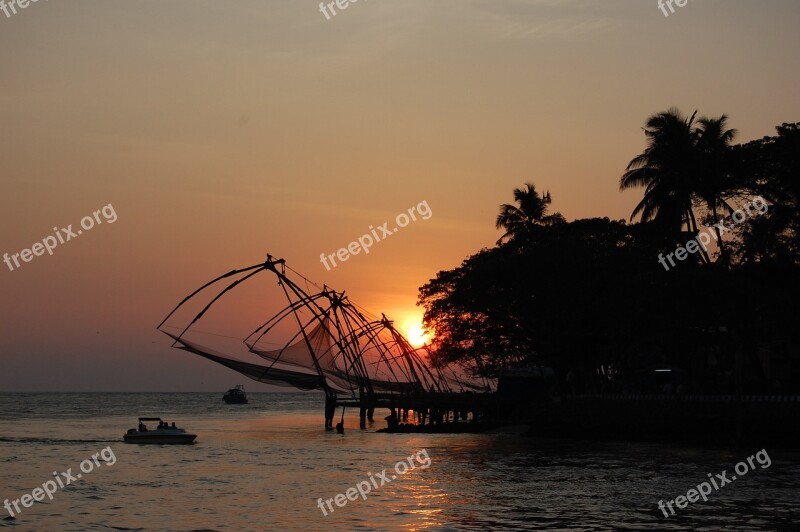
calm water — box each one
[1,393,799,531]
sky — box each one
[1,0,798,391]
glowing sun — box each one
[405,321,431,348]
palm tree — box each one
[621,108,739,265]
[620,109,700,230]
[496,183,565,244]
[695,115,737,261]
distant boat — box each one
[222,384,248,404]
[123,417,197,445]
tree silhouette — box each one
[417,116,800,403]
[621,108,739,264]
[620,109,700,234]
[695,115,738,262]
[495,183,565,244]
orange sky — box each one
[1,0,799,391]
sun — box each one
[404,321,431,348]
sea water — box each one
[1,393,799,530]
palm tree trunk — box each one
[687,208,712,264]
[712,204,727,265]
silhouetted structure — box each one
[158,255,496,432]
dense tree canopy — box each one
[730,122,800,264]
[418,114,800,394]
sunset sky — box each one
[1,0,799,391]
